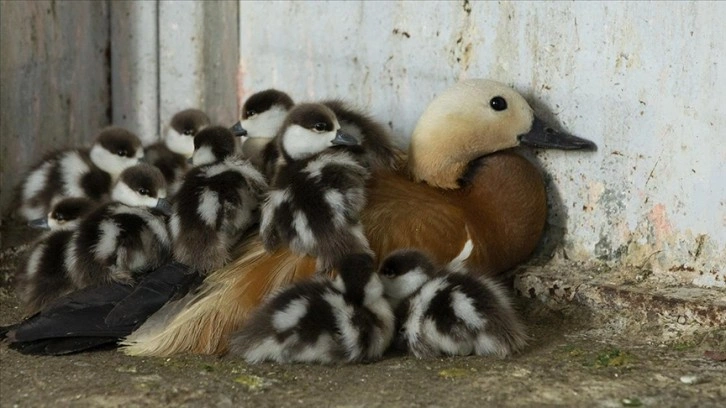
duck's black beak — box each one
[27,217,50,230]
[331,130,360,146]
[187,157,194,165]
[155,198,173,216]
[230,121,248,137]
[519,117,597,151]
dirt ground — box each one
[1,221,724,408]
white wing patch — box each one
[271,297,310,331]
[197,189,220,227]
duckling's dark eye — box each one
[312,122,327,132]
[53,212,65,221]
[246,110,257,118]
[117,149,128,157]
[380,268,394,278]
[490,96,508,111]
[138,188,150,196]
[183,129,194,136]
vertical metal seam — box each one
[155,0,161,137]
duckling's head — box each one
[408,79,596,189]
[333,253,380,305]
[112,164,170,213]
[231,89,294,139]
[191,126,237,167]
[90,127,144,178]
[28,197,96,231]
[166,109,211,158]
[378,249,436,305]
[277,103,360,161]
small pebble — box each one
[680,375,700,384]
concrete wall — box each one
[236,1,725,287]
[1,1,723,287]
[0,1,111,215]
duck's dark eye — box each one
[246,110,257,118]
[183,129,194,136]
[117,149,128,157]
[490,96,508,111]
[313,122,327,132]
[138,188,150,196]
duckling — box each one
[121,79,596,357]
[378,248,527,358]
[26,197,97,231]
[15,198,98,316]
[169,126,267,274]
[259,103,372,273]
[145,109,211,196]
[230,89,295,175]
[17,127,143,221]
[229,253,394,364]
[67,163,172,288]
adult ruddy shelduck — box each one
[122,79,595,356]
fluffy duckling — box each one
[229,253,394,364]
[26,197,97,231]
[145,109,211,196]
[230,89,295,175]
[15,198,98,315]
[169,126,267,274]
[260,103,372,273]
[378,249,527,358]
[68,164,172,288]
[17,127,143,221]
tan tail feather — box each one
[120,239,317,356]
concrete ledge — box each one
[514,263,726,342]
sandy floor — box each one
[1,221,724,407]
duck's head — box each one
[191,126,237,167]
[166,109,211,158]
[277,103,360,161]
[89,127,144,178]
[231,89,294,140]
[112,164,171,214]
[378,249,435,306]
[408,79,596,189]
[28,197,96,231]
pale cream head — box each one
[408,79,535,189]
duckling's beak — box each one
[230,121,248,137]
[27,217,50,230]
[331,130,360,146]
[519,117,597,151]
[155,198,173,216]
[187,157,194,165]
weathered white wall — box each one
[236,1,725,287]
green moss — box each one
[595,348,635,368]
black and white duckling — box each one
[229,253,394,364]
[259,103,372,273]
[145,109,211,196]
[169,126,267,274]
[26,197,97,231]
[68,163,172,288]
[17,127,143,221]
[15,198,99,315]
[230,89,295,174]
[378,249,527,358]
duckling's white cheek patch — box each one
[166,129,195,157]
[283,125,331,160]
[243,106,289,138]
[192,146,216,167]
[90,145,136,177]
[59,152,91,197]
